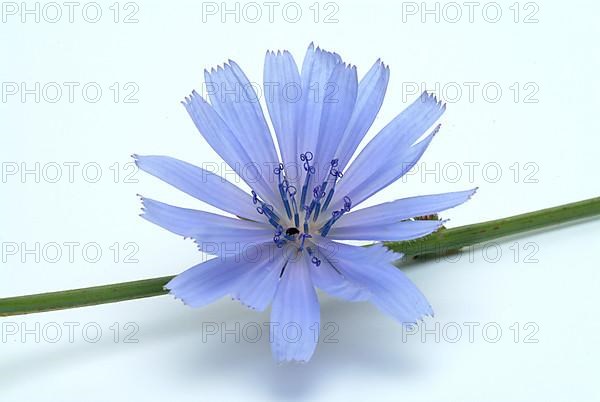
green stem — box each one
[386,196,600,257]
[1,197,599,317]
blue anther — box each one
[273,165,292,219]
[320,221,333,237]
[262,203,274,217]
[319,201,350,237]
[328,159,340,181]
[311,185,326,222]
[300,177,311,207]
[299,152,315,208]
[302,205,311,233]
[298,233,312,252]
[313,185,324,199]
[257,202,281,226]
[278,182,292,219]
[268,217,280,229]
[273,163,284,177]
[252,190,281,226]
[343,196,352,212]
[312,205,322,222]
[306,247,321,267]
[287,185,300,227]
[300,151,313,163]
[321,189,335,213]
[303,205,311,226]
[321,160,344,213]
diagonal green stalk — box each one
[386,196,600,257]
[1,197,599,317]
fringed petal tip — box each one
[370,242,405,262]
[205,61,229,77]
[136,193,147,213]
[181,89,201,107]
[420,90,447,110]
[231,296,258,311]
[165,289,194,308]
[163,277,205,308]
[131,154,143,171]
[402,309,435,329]
[307,42,341,60]
[266,49,292,57]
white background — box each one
[1,0,600,400]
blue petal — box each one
[309,257,370,301]
[166,247,274,307]
[264,50,302,174]
[204,61,279,177]
[333,92,445,208]
[313,63,358,184]
[297,44,342,162]
[314,238,432,324]
[326,219,445,241]
[270,253,320,363]
[335,188,477,229]
[232,245,286,311]
[335,59,389,172]
[334,122,440,210]
[140,197,272,254]
[134,155,258,220]
[355,91,445,161]
[182,91,280,209]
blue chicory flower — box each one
[135,43,475,362]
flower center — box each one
[251,151,353,265]
[285,227,300,236]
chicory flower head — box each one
[135,43,475,362]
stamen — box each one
[287,185,300,227]
[307,247,321,267]
[274,164,292,219]
[273,225,286,248]
[319,196,352,237]
[303,205,311,233]
[298,233,312,252]
[299,151,314,208]
[311,184,326,222]
[256,203,279,222]
[252,189,281,229]
[343,195,352,212]
[321,159,343,212]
